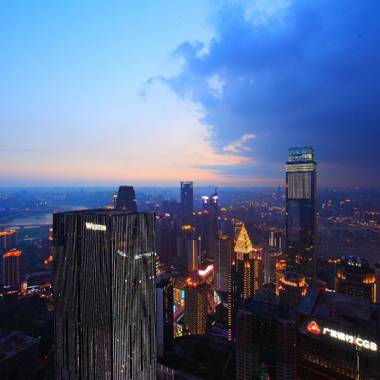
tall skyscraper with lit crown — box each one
[228,225,263,340]
[201,189,219,260]
[285,147,317,287]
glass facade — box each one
[286,147,317,287]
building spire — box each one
[234,225,254,256]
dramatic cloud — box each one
[224,133,255,153]
[164,0,380,185]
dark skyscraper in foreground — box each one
[156,277,174,358]
[285,147,317,287]
[180,181,193,225]
[115,185,137,212]
[53,209,156,379]
[236,293,279,380]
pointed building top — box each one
[234,224,254,254]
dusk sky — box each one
[1,0,379,187]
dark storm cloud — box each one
[164,0,380,185]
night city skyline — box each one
[1,0,379,187]
[1,1,380,380]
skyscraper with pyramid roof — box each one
[227,224,263,341]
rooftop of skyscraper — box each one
[340,256,373,272]
[54,208,148,216]
[3,249,22,258]
[0,229,17,237]
[239,292,280,319]
[234,224,254,254]
[0,331,38,363]
[287,147,315,163]
[298,290,380,332]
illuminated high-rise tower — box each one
[0,229,17,252]
[285,147,317,287]
[233,225,263,301]
[216,234,233,292]
[176,225,201,273]
[3,249,22,289]
[201,189,219,260]
[228,225,263,340]
[184,276,208,335]
[180,181,193,225]
[53,209,156,380]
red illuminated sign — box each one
[307,321,321,335]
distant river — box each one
[3,213,53,226]
[0,205,86,228]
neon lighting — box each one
[198,264,214,277]
[3,249,22,258]
[307,321,321,335]
[85,222,106,231]
[307,320,378,352]
[323,327,377,352]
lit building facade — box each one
[53,209,156,380]
[201,190,219,260]
[233,225,263,301]
[184,276,208,335]
[228,225,263,341]
[276,272,308,380]
[278,272,308,310]
[275,259,287,294]
[375,262,380,304]
[3,249,22,289]
[336,256,376,303]
[176,225,201,273]
[264,247,283,285]
[285,147,317,287]
[0,229,17,252]
[268,228,284,251]
[180,181,193,226]
[296,290,380,380]
[216,234,233,292]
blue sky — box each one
[1,1,379,186]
